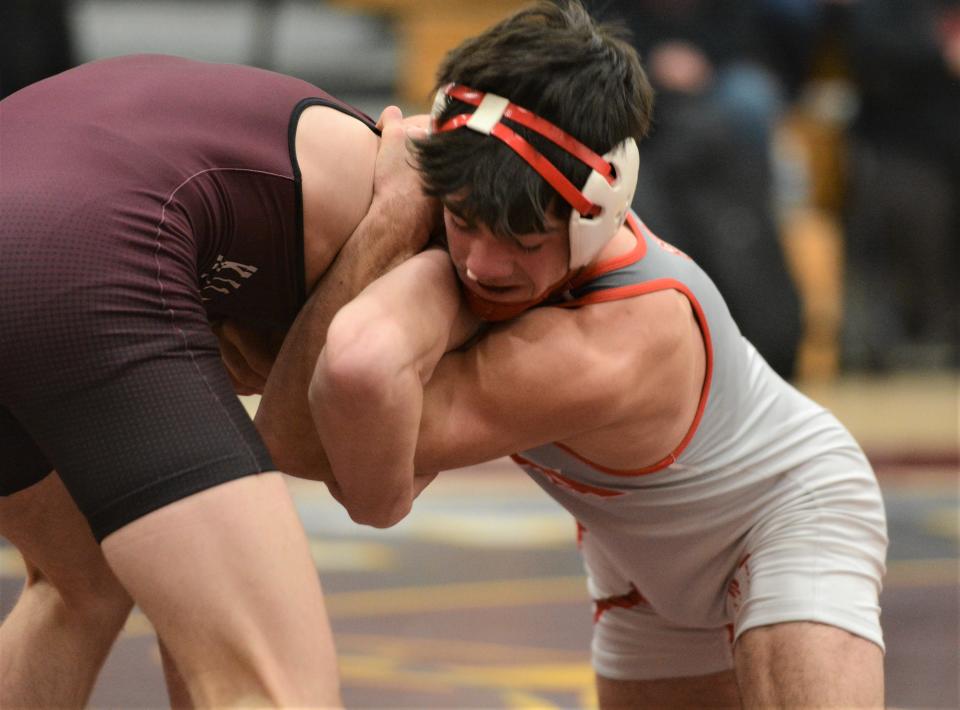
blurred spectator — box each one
[1,0,75,98]
[841,0,960,370]
[766,1,860,381]
[601,0,803,379]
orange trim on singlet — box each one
[511,454,624,497]
[553,277,715,477]
[568,212,648,290]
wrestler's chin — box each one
[462,284,546,322]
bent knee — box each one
[23,561,133,625]
[597,670,740,709]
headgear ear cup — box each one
[568,138,639,269]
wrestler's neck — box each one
[590,222,637,265]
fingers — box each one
[372,108,417,183]
[374,106,410,163]
[403,113,431,140]
[370,105,438,243]
[377,106,429,139]
[405,125,429,140]
[376,105,403,131]
[403,113,431,130]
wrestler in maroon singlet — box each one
[0,54,376,539]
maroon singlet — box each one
[0,55,376,539]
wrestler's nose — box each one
[463,229,513,283]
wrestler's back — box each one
[0,54,370,326]
[0,55,376,537]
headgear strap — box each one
[434,84,615,218]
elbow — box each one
[344,493,412,529]
[312,308,405,409]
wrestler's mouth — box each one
[464,278,525,300]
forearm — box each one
[309,326,425,527]
[255,201,428,482]
[309,250,477,525]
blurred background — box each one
[1,0,957,708]
[3,0,958,379]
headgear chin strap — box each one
[432,83,640,270]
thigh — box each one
[728,449,887,651]
[735,621,883,708]
[1,197,276,541]
[0,405,51,496]
[101,472,340,708]
[4,295,273,542]
[593,597,738,683]
[597,670,739,709]
[583,530,736,682]
[0,472,130,609]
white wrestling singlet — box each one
[512,214,888,680]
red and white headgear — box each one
[431,83,639,270]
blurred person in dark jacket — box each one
[0,0,74,98]
[601,0,804,379]
[842,0,960,369]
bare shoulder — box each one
[295,105,379,290]
[422,287,706,470]
[295,104,378,163]
[558,287,707,467]
[418,286,705,471]
[523,287,701,411]
[492,287,698,377]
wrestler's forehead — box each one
[442,195,566,233]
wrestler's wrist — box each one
[366,193,432,253]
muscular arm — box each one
[312,257,705,526]
[310,249,479,526]
[254,107,436,486]
[412,290,705,473]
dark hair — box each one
[414,0,654,239]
